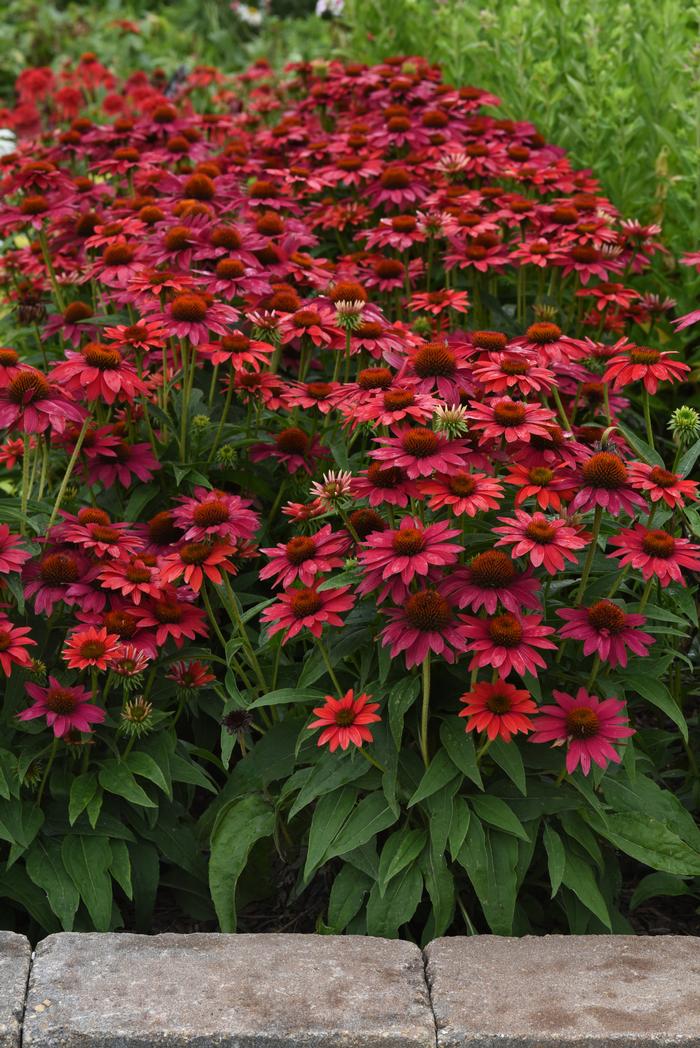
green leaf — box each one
[25,839,79,930]
[366,863,423,938]
[124,751,170,796]
[470,795,530,841]
[615,422,664,467]
[629,872,692,911]
[448,797,471,860]
[620,673,688,740]
[678,436,700,478]
[458,820,518,935]
[288,752,368,820]
[169,753,217,793]
[378,827,427,896]
[408,750,459,807]
[98,761,157,808]
[68,773,98,826]
[542,824,566,898]
[248,687,325,709]
[388,677,420,748]
[598,813,700,876]
[439,719,482,788]
[209,794,275,932]
[489,738,527,795]
[421,850,455,940]
[108,840,133,900]
[561,850,611,929]
[61,836,113,931]
[303,786,357,882]
[0,864,60,933]
[604,775,700,850]
[327,863,371,932]
[325,792,397,861]
[129,842,159,933]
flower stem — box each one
[46,416,90,532]
[420,655,431,768]
[642,387,655,450]
[20,437,32,534]
[37,737,58,805]
[357,746,386,774]
[315,635,342,693]
[574,505,603,606]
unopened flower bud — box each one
[668,406,700,447]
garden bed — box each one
[0,54,698,945]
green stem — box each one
[574,506,603,606]
[357,746,387,774]
[642,388,655,450]
[20,437,32,534]
[46,416,90,532]
[419,655,431,768]
[37,737,58,805]
[207,363,235,463]
[315,635,342,694]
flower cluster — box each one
[0,53,697,939]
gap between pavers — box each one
[1,931,699,1047]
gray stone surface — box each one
[425,935,700,1047]
[23,932,437,1047]
[0,931,31,1048]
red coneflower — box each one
[159,541,238,592]
[0,618,36,675]
[465,397,555,444]
[0,525,31,575]
[627,462,698,509]
[569,450,647,517]
[260,584,355,643]
[357,516,462,603]
[259,525,349,589]
[370,427,469,479]
[458,680,537,742]
[603,343,690,394]
[308,689,381,751]
[380,585,469,668]
[461,611,557,678]
[607,525,700,587]
[62,626,122,671]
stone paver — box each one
[425,934,700,1047]
[23,932,437,1047]
[0,931,31,1048]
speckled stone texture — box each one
[425,934,700,1047]
[0,931,31,1048]
[23,932,437,1047]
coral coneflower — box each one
[458,680,536,742]
[308,689,381,751]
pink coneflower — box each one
[200,332,274,370]
[172,487,259,544]
[409,289,469,315]
[458,680,537,742]
[530,688,634,775]
[369,427,469,479]
[442,552,541,615]
[350,463,419,508]
[135,588,209,648]
[250,428,330,476]
[0,525,31,575]
[102,319,169,353]
[627,463,698,509]
[0,367,83,434]
[19,677,105,737]
[23,549,99,616]
[278,305,342,348]
[502,462,574,511]
[473,352,555,396]
[402,339,475,402]
[308,689,381,752]
[259,525,348,589]
[673,309,700,332]
[557,601,654,668]
[465,397,555,444]
[149,292,239,346]
[159,541,237,592]
[419,471,504,517]
[569,450,647,516]
[493,510,587,574]
[357,516,462,603]
[87,438,160,489]
[607,525,700,587]
[109,645,151,679]
[603,344,689,393]
[59,519,144,560]
[0,618,35,675]
[461,611,557,678]
[260,584,355,643]
[380,585,468,668]
[509,322,586,365]
[98,557,162,604]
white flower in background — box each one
[231,2,264,26]
[316,0,344,16]
[0,130,16,158]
